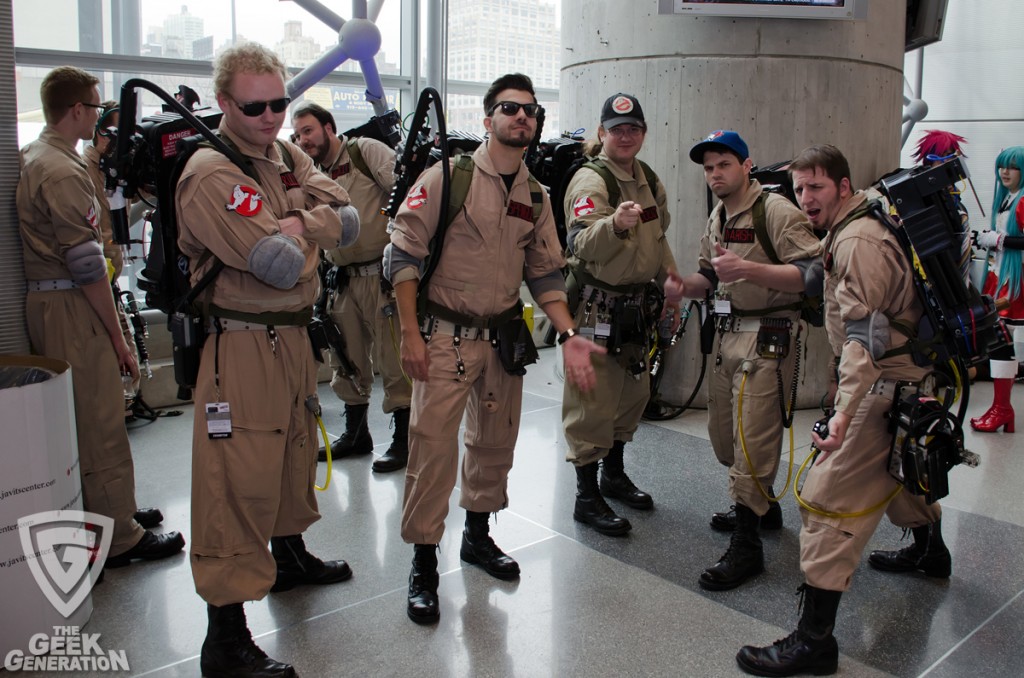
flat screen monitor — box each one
[658,0,867,21]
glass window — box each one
[14,0,402,71]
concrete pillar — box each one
[560,0,906,408]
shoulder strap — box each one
[346,137,373,180]
[527,174,544,224]
[583,159,620,207]
[447,154,475,229]
[199,133,260,184]
[751,193,782,265]
[274,138,294,172]
[823,200,879,256]
[637,159,658,198]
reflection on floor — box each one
[61,349,1024,676]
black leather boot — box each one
[200,603,295,677]
[867,519,951,578]
[460,510,520,580]
[736,584,841,676]
[700,503,764,590]
[269,534,352,592]
[105,529,186,568]
[599,441,654,510]
[407,544,440,624]
[318,403,372,461]
[711,486,783,532]
[133,507,163,529]
[573,462,631,536]
[373,408,410,473]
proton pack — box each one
[875,156,1009,370]
[866,157,1006,503]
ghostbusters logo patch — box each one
[406,184,428,210]
[85,206,98,230]
[225,185,263,216]
[573,196,595,217]
[612,96,634,114]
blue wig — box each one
[991,146,1024,300]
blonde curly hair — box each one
[213,42,287,97]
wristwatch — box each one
[557,328,579,345]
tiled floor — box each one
[52,348,1024,676]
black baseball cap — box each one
[601,93,645,129]
[689,130,750,164]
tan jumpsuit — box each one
[175,122,349,606]
[799,191,940,592]
[17,127,145,557]
[561,153,677,466]
[389,142,567,545]
[320,135,410,412]
[699,180,823,516]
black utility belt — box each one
[579,283,645,307]
[715,315,794,360]
[420,307,537,376]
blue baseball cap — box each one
[689,130,750,164]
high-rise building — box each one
[276,20,322,68]
[163,5,205,59]
[446,0,560,135]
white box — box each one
[0,355,91,659]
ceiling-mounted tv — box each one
[658,0,868,21]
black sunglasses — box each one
[71,102,104,110]
[232,96,291,117]
[487,101,542,118]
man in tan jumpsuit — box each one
[17,67,185,571]
[668,130,822,591]
[291,101,412,472]
[561,93,680,536]
[385,73,603,625]
[81,101,162,528]
[175,43,360,677]
[737,145,947,677]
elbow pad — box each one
[791,257,824,298]
[247,234,304,289]
[383,243,422,283]
[336,205,360,247]
[566,223,584,256]
[65,240,107,285]
[845,311,889,361]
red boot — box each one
[971,363,1015,433]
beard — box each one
[491,124,533,149]
[308,137,331,165]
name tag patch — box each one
[722,228,756,244]
[507,200,532,222]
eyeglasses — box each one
[231,96,291,117]
[606,124,645,138]
[925,152,956,163]
[487,101,542,118]
[71,102,105,110]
